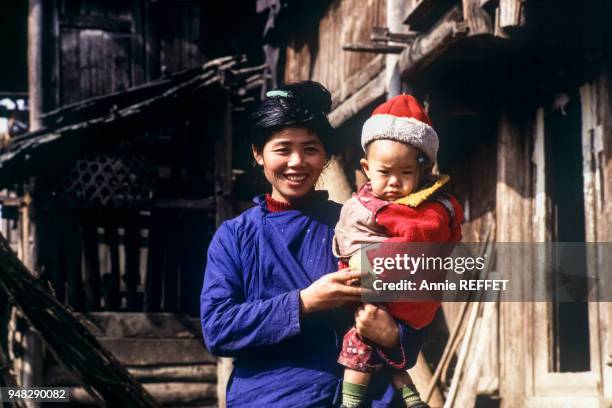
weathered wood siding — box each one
[58,0,205,105]
[285,0,387,107]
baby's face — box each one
[361,139,420,201]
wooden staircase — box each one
[43,313,217,407]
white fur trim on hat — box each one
[361,114,438,162]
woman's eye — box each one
[274,148,290,154]
[305,147,320,154]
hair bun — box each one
[282,81,332,114]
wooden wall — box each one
[57,0,205,105]
[284,0,387,107]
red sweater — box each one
[337,182,463,329]
[375,196,462,329]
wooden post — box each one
[496,109,531,407]
[82,220,101,310]
[386,0,405,97]
[28,0,44,132]
[214,92,233,227]
[104,222,121,310]
[24,1,47,401]
[214,91,234,408]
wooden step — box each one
[46,363,217,385]
[70,382,217,407]
[75,312,202,339]
[97,338,214,365]
[42,313,217,406]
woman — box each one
[200,81,423,407]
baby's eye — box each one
[379,170,389,175]
[402,171,414,175]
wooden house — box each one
[278,0,612,407]
[1,1,610,407]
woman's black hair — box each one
[250,81,334,154]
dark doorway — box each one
[545,89,590,372]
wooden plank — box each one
[76,313,201,339]
[332,56,384,110]
[342,43,405,53]
[48,210,66,303]
[328,72,386,128]
[398,6,468,80]
[71,382,217,406]
[97,338,215,366]
[498,0,524,29]
[129,1,145,86]
[124,224,140,310]
[60,14,132,33]
[65,215,84,310]
[496,108,530,407]
[60,27,81,105]
[46,363,216,385]
[79,29,100,98]
[453,302,498,407]
[82,220,101,311]
[107,31,132,93]
[128,364,216,383]
[103,224,121,310]
[144,214,165,312]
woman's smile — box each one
[283,173,309,184]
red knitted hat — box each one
[361,95,438,162]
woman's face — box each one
[253,127,327,204]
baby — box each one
[333,95,463,408]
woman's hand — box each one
[299,268,366,314]
[355,304,399,349]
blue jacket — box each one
[200,193,423,407]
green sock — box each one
[342,381,367,408]
[402,384,428,408]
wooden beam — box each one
[60,14,132,33]
[329,72,386,128]
[403,0,457,32]
[28,0,45,131]
[498,0,525,30]
[398,6,468,80]
[46,363,216,386]
[71,383,217,406]
[496,109,530,407]
[343,43,405,54]
[97,339,215,366]
[331,56,384,110]
[463,0,494,35]
[214,91,233,227]
[371,27,418,43]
